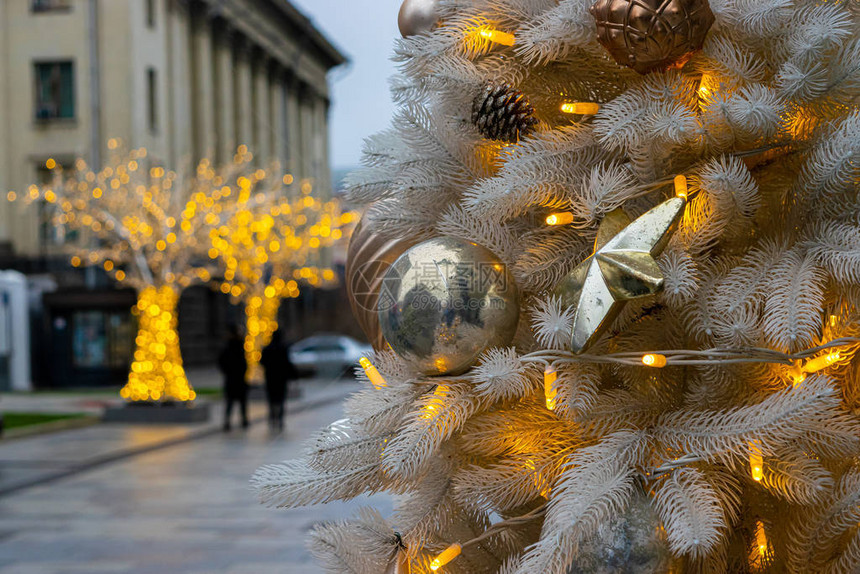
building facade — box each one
[0,0,347,389]
[0,0,345,256]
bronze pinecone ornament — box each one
[590,0,715,74]
[471,82,539,143]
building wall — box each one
[0,0,343,257]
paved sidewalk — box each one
[0,385,393,574]
[0,378,352,497]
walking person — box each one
[218,325,248,431]
[260,329,295,431]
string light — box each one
[546,212,574,226]
[641,354,667,368]
[477,26,515,46]
[755,520,769,561]
[802,351,841,374]
[360,357,387,390]
[544,366,558,410]
[749,441,764,482]
[429,543,462,571]
[560,102,600,115]
[674,175,688,199]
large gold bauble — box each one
[398,0,441,37]
[346,217,417,350]
[378,237,519,376]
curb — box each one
[1,415,100,441]
[0,390,346,499]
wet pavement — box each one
[0,381,394,574]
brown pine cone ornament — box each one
[590,0,715,74]
[471,82,539,143]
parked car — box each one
[289,334,373,378]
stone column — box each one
[271,66,286,175]
[318,96,333,197]
[298,84,312,183]
[284,76,302,183]
[191,2,215,163]
[253,52,271,164]
[167,0,192,168]
[234,36,254,151]
[212,19,235,164]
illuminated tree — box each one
[10,142,274,402]
[208,174,355,377]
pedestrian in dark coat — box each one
[260,329,295,431]
[218,325,248,431]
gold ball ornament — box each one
[378,237,520,376]
[346,216,417,350]
[398,0,441,37]
[590,0,715,74]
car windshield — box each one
[294,340,346,353]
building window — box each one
[146,0,156,28]
[34,61,75,120]
[31,0,71,13]
[147,68,158,132]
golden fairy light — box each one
[429,543,462,571]
[674,174,688,199]
[545,212,575,226]
[560,102,600,115]
[641,353,668,368]
[749,441,764,482]
[360,357,387,389]
[477,26,515,46]
[543,365,558,410]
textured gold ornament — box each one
[555,197,686,353]
[346,217,417,350]
[590,0,715,74]
[378,237,520,376]
[398,0,441,37]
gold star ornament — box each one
[555,196,686,353]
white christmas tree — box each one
[253,0,860,572]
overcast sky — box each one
[290,0,401,171]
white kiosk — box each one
[0,270,31,391]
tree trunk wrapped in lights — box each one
[121,284,193,401]
[10,144,294,402]
[251,0,860,572]
[209,176,354,378]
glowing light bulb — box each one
[674,175,688,199]
[478,26,515,46]
[430,543,462,571]
[642,354,667,368]
[697,75,711,99]
[749,441,763,482]
[544,366,558,411]
[755,520,768,558]
[546,212,575,226]
[359,357,387,389]
[803,352,841,373]
[560,102,600,115]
